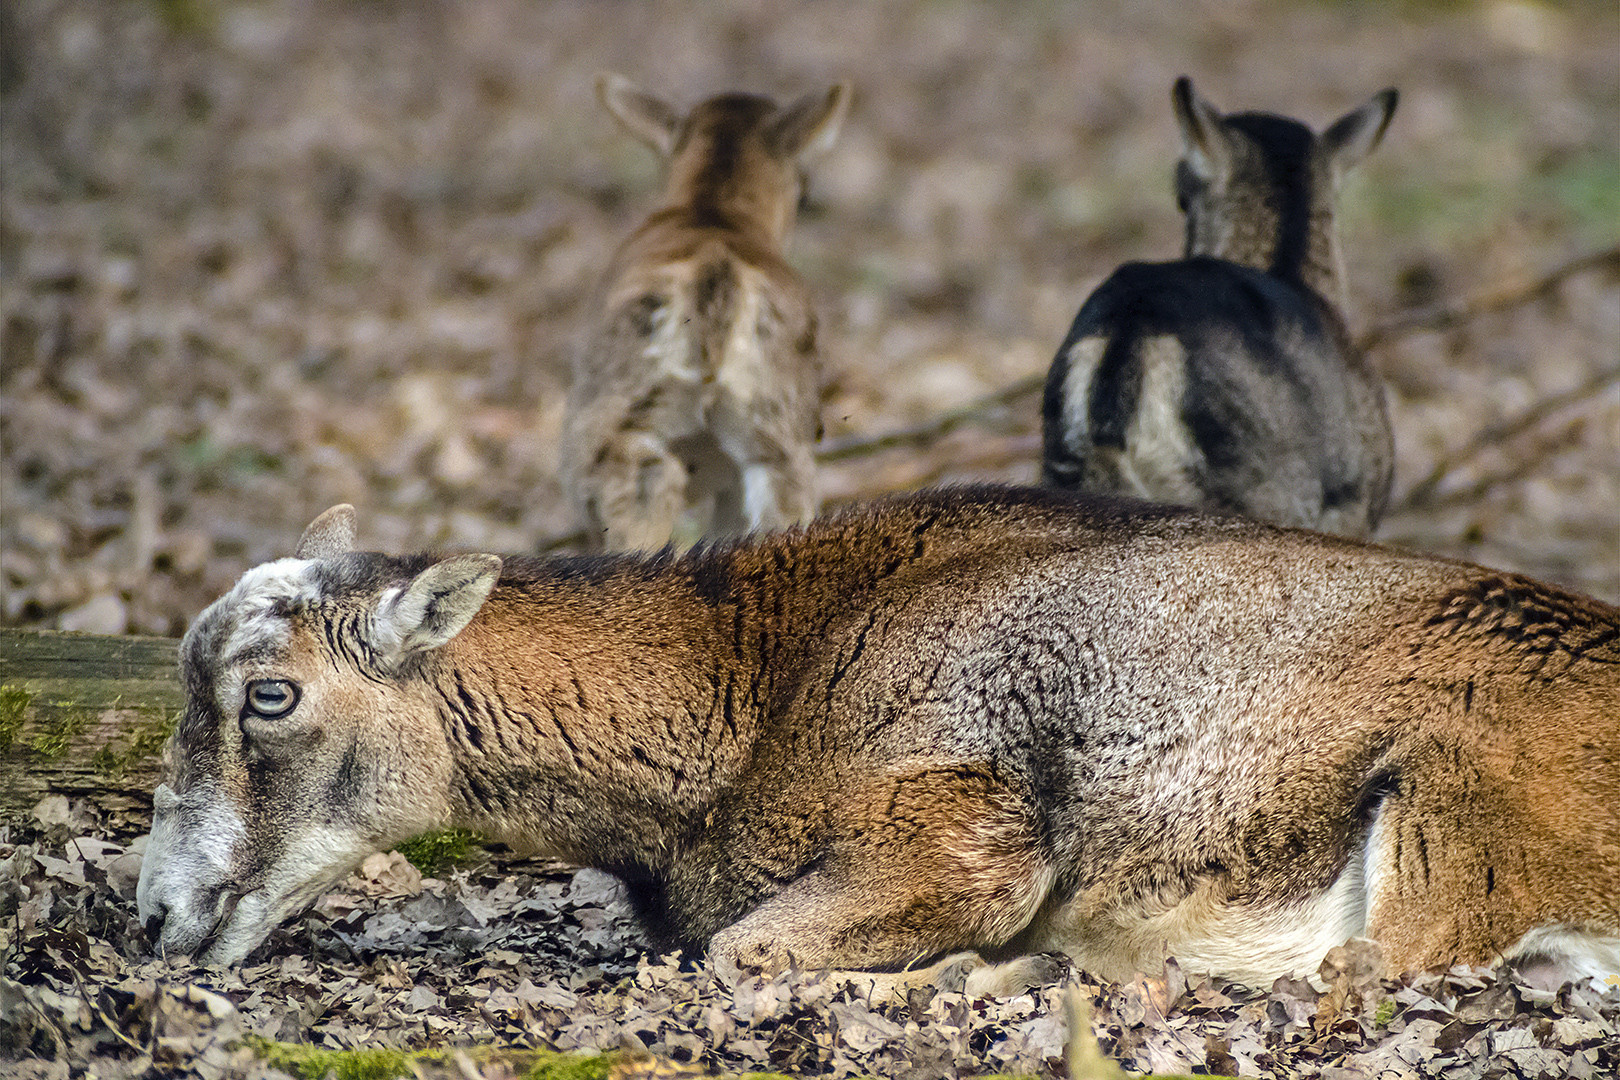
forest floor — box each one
[4,805,1618,1079]
[3,0,1619,1077]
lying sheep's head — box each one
[136,506,500,964]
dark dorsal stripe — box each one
[675,95,776,230]
[1225,113,1316,285]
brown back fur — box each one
[138,488,1620,990]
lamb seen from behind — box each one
[565,74,850,552]
[137,489,1620,993]
[1043,78,1397,536]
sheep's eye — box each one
[244,679,299,719]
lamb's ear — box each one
[769,81,852,160]
[1320,88,1398,174]
[373,555,502,660]
[597,72,682,158]
[296,504,357,560]
[1171,76,1230,182]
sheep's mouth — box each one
[184,888,245,965]
[194,869,356,966]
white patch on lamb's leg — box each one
[742,463,783,530]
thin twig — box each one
[1396,365,1620,512]
[1404,431,1578,515]
[1356,243,1620,353]
[814,372,1045,462]
[527,243,1619,529]
[71,968,148,1055]
[807,243,1620,467]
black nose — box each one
[144,903,168,943]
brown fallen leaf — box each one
[350,851,425,899]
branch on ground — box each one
[1356,243,1620,353]
[815,373,1045,462]
[807,243,1620,466]
[1395,364,1620,513]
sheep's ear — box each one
[296,504,357,560]
[1320,88,1398,174]
[598,72,682,158]
[373,555,502,660]
[769,81,852,160]
[1171,76,1230,182]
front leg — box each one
[709,763,1057,994]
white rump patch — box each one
[1118,334,1200,502]
[637,287,698,378]
[1059,336,1108,445]
[714,284,768,401]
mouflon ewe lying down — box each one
[564,74,849,552]
[1043,78,1396,537]
[138,488,1620,991]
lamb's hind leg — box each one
[710,763,1058,999]
[582,431,689,552]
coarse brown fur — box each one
[138,488,1620,991]
[1043,79,1396,536]
[564,75,850,551]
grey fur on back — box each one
[1042,78,1396,536]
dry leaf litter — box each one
[3,801,1618,1079]
[5,1,1620,1076]
[3,0,1618,638]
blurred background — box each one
[2,0,1617,637]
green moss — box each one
[0,685,30,754]
[393,828,482,876]
[1374,995,1397,1027]
[243,1038,615,1080]
[520,1049,615,1080]
[247,1037,413,1080]
[90,708,177,779]
[25,706,92,759]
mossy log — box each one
[0,627,181,823]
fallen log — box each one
[0,627,181,823]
